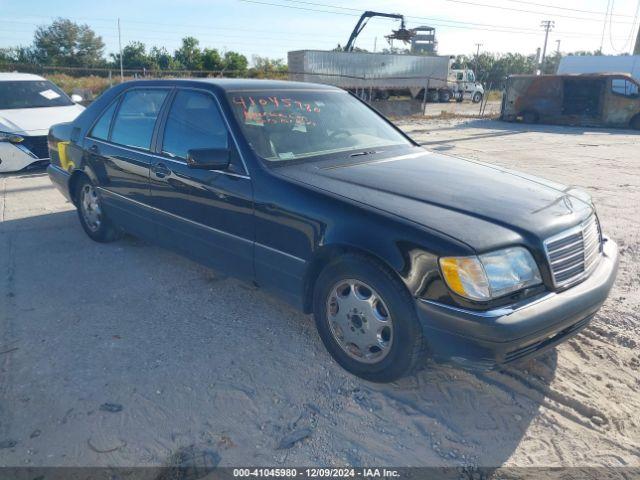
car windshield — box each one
[227,89,411,162]
[0,80,74,109]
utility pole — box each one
[634,25,640,54]
[555,39,561,55]
[117,18,124,81]
[474,43,482,74]
[539,20,554,74]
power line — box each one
[1,6,628,43]
[239,0,631,38]
[279,0,640,25]
[500,0,635,18]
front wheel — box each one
[76,178,123,243]
[313,254,427,382]
[472,92,483,103]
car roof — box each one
[0,72,47,81]
[120,78,343,92]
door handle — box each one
[88,144,99,154]
[152,162,171,178]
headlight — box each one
[0,131,24,143]
[440,247,541,301]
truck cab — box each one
[449,69,485,103]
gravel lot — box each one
[1,118,639,470]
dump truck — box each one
[501,73,640,129]
[288,50,484,103]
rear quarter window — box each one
[90,100,118,141]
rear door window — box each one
[111,89,169,150]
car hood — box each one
[0,104,84,136]
[275,148,594,252]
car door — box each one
[84,87,171,238]
[148,88,254,280]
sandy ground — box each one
[421,99,501,117]
[0,118,639,471]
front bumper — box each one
[416,237,619,370]
[0,138,49,173]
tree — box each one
[222,51,248,76]
[250,55,287,77]
[111,41,156,70]
[174,37,203,70]
[0,46,37,65]
[150,46,180,70]
[202,48,223,71]
[32,18,104,66]
[452,52,536,89]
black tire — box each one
[522,111,539,124]
[313,253,427,382]
[427,90,439,103]
[438,90,452,103]
[472,92,483,103]
[75,177,123,243]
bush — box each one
[45,74,120,98]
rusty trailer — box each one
[501,73,640,130]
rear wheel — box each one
[438,90,452,103]
[76,178,123,243]
[313,254,427,382]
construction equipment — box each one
[344,11,415,52]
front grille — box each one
[20,135,50,159]
[544,215,602,288]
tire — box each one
[472,92,483,103]
[75,177,123,243]
[375,89,390,101]
[313,253,427,382]
[427,90,439,103]
[522,111,539,124]
[438,90,452,103]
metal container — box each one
[558,55,640,82]
[288,50,451,89]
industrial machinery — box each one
[344,11,415,52]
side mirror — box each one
[186,148,231,170]
[70,94,83,103]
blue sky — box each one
[1,0,639,64]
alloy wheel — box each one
[80,184,102,232]
[326,279,394,364]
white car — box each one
[0,73,84,173]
